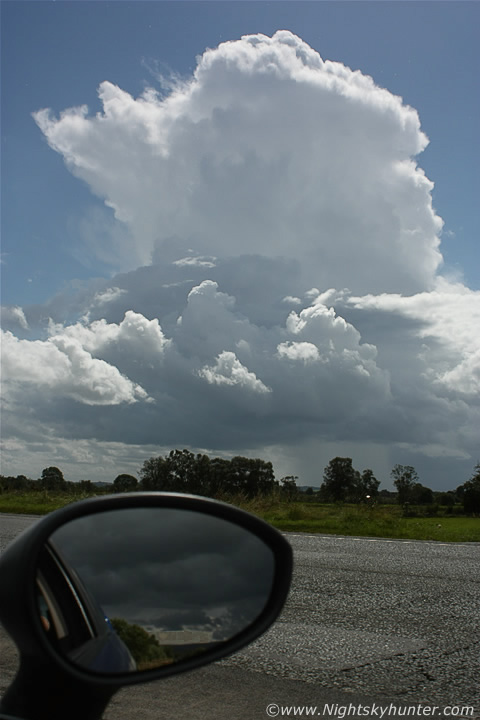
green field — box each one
[258,501,480,542]
[0,492,478,543]
[0,490,99,515]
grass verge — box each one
[0,491,99,515]
[1,493,478,542]
[257,502,480,542]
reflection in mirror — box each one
[36,508,275,675]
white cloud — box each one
[93,287,127,305]
[33,31,442,295]
[277,341,320,364]
[54,310,170,359]
[282,296,303,306]
[1,329,148,406]
[2,265,478,487]
[347,277,480,398]
[199,351,271,394]
[440,350,480,396]
[173,256,217,269]
[284,301,381,376]
[2,32,476,490]
[0,305,29,331]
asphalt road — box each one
[1,514,478,719]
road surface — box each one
[1,514,478,718]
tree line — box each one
[137,450,279,498]
[318,458,480,514]
[0,451,285,499]
[1,453,479,514]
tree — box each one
[280,476,298,501]
[140,450,204,494]
[111,618,173,669]
[140,451,277,498]
[437,491,455,507]
[166,449,196,492]
[351,468,380,502]
[209,457,232,496]
[461,463,480,515]
[139,456,171,491]
[455,484,465,504]
[192,454,213,496]
[411,483,434,505]
[0,475,32,492]
[77,479,95,494]
[378,489,397,504]
[391,465,419,505]
[113,474,138,493]
[321,457,358,502]
[228,457,277,497]
[39,467,66,492]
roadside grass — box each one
[234,500,480,542]
[0,491,102,515]
[1,492,478,542]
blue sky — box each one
[2,1,478,305]
[1,1,479,490]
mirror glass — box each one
[35,507,275,675]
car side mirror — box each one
[0,493,292,720]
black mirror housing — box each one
[0,493,292,720]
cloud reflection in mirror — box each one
[41,507,275,673]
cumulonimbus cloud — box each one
[33,30,442,295]
[1,31,478,487]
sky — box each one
[1,1,479,491]
[52,507,274,640]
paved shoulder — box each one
[0,513,41,553]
